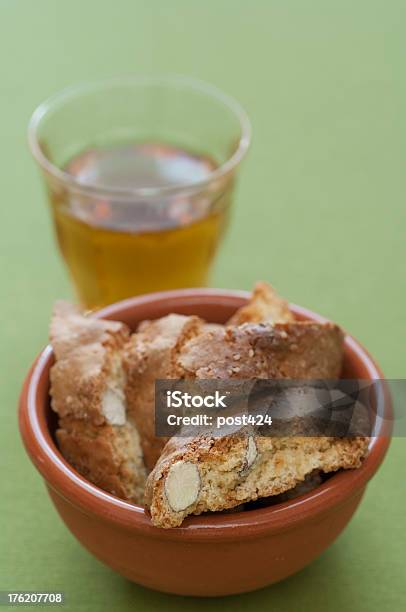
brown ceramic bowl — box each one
[19,289,392,597]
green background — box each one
[1,1,405,610]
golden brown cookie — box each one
[178,321,344,380]
[123,314,203,470]
[50,301,130,425]
[145,432,368,528]
[50,302,147,503]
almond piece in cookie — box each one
[124,314,203,470]
[50,302,147,503]
[227,282,294,326]
[145,432,368,528]
[164,460,201,512]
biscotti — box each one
[48,283,369,526]
[50,302,147,503]
[177,321,344,380]
[145,431,368,528]
[124,314,203,470]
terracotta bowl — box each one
[19,289,392,597]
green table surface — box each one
[1,1,405,610]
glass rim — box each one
[27,74,251,199]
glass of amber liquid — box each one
[28,76,250,309]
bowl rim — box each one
[19,288,392,542]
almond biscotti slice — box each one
[50,301,130,426]
[227,282,294,326]
[50,302,147,503]
[124,314,203,470]
[145,431,368,528]
[177,321,344,380]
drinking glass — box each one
[28,76,251,309]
